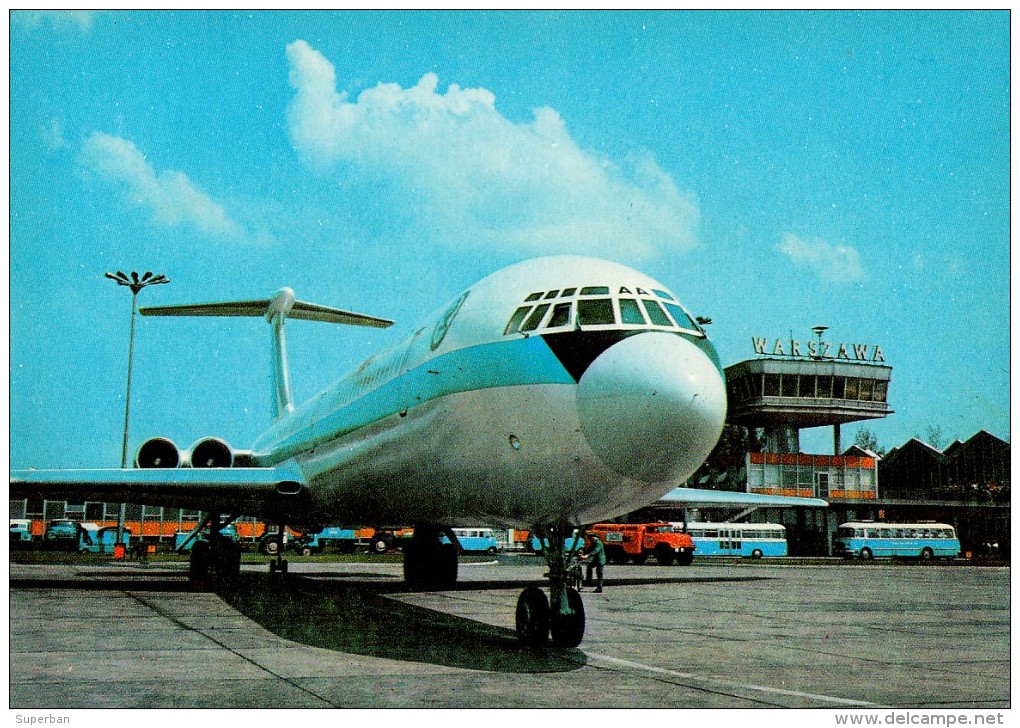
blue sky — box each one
[9,10,1010,468]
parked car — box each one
[43,519,79,549]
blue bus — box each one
[833,522,960,561]
[443,528,500,554]
[674,522,788,558]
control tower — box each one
[723,327,892,501]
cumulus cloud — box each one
[285,39,699,258]
[777,233,864,282]
[80,132,243,239]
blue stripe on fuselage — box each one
[256,334,574,463]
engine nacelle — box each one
[135,437,181,468]
[190,437,234,468]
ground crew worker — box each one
[581,531,606,592]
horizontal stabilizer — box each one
[141,291,393,329]
[660,487,828,508]
[10,466,308,517]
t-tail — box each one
[141,288,393,419]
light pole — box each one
[105,270,169,553]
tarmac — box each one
[8,556,1011,709]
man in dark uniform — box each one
[581,531,606,592]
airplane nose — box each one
[576,332,727,483]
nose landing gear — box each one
[515,522,586,648]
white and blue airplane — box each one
[11,255,825,647]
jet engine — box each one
[190,437,234,468]
[135,437,181,468]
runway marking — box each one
[585,651,884,707]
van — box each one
[78,524,131,555]
[446,528,500,554]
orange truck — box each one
[590,522,695,566]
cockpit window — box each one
[618,298,647,325]
[547,302,572,328]
[520,303,551,332]
[503,285,704,336]
[663,302,698,330]
[503,306,533,335]
[577,298,615,325]
[641,299,673,327]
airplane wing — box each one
[10,466,308,519]
[659,487,828,508]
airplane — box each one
[11,255,825,648]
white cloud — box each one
[13,10,97,31]
[80,132,243,239]
[777,232,864,282]
[285,39,699,259]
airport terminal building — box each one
[642,331,1010,557]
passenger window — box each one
[520,303,550,332]
[504,306,533,335]
[618,298,647,325]
[663,302,697,330]
[577,298,615,325]
[641,299,673,327]
[547,302,572,328]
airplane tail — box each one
[141,288,393,419]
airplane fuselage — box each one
[249,256,728,530]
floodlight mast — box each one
[105,271,169,552]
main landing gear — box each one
[403,525,458,590]
[516,522,586,648]
[185,513,242,590]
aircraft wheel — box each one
[437,542,458,589]
[515,586,550,647]
[550,587,585,648]
[189,540,212,590]
[216,539,242,589]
